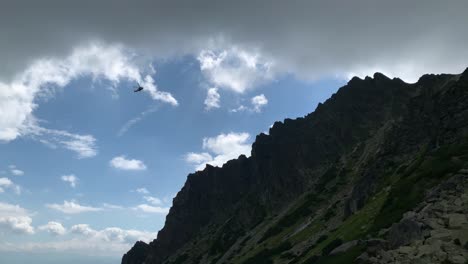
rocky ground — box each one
[359,171,468,264]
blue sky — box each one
[0,51,344,263]
[1,2,467,263]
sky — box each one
[0,1,467,263]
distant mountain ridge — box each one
[123,69,468,264]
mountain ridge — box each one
[123,69,468,264]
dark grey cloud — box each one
[1,0,468,81]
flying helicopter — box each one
[133,82,144,92]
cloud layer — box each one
[1,0,467,85]
[0,223,157,256]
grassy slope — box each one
[225,139,468,264]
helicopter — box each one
[133,82,144,92]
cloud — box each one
[110,156,147,171]
[204,88,221,110]
[0,42,176,144]
[70,224,97,236]
[71,223,157,244]
[186,132,251,170]
[0,177,21,194]
[185,152,213,164]
[102,203,124,210]
[0,177,13,191]
[20,121,98,159]
[117,105,159,136]
[133,204,170,214]
[135,188,150,195]
[61,174,78,188]
[9,165,24,176]
[229,105,248,113]
[251,94,268,112]
[46,200,102,214]
[230,94,268,113]
[143,196,162,205]
[198,48,273,93]
[0,224,157,256]
[2,1,467,88]
[38,221,66,236]
[0,202,34,234]
[10,169,24,176]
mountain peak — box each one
[123,69,468,264]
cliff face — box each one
[123,69,468,264]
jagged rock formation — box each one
[123,69,468,264]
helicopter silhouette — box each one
[133,82,144,92]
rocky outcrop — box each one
[123,68,468,264]
[361,172,468,264]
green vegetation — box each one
[259,193,324,242]
[315,166,338,191]
[289,222,323,244]
[322,204,338,221]
[241,241,292,264]
[209,223,245,255]
[299,189,387,262]
[315,245,365,264]
[321,239,343,256]
[237,140,468,264]
[316,235,328,244]
[372,142,467,231]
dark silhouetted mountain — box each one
[123,68,468,264]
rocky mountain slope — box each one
[122,69,468,264]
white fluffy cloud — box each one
[61,174,78,188]
[110,156,147,171]
[198,48,273,94]
[0,177,21,194]
[133,204,170,214]
[71,224,156,244]
[251,94,268,112]
[0,202,34,234]
[185,152,213,164]
[38,221,66,236]
[0,42,177,149]
[204,87,221,110]
[186,132,251,171]
[0,177,13,193]
[46,200,102,214]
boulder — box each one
[447,213,467,229]
[429,229,452,242]
[329,240,360,255]
[388,218,423,249]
